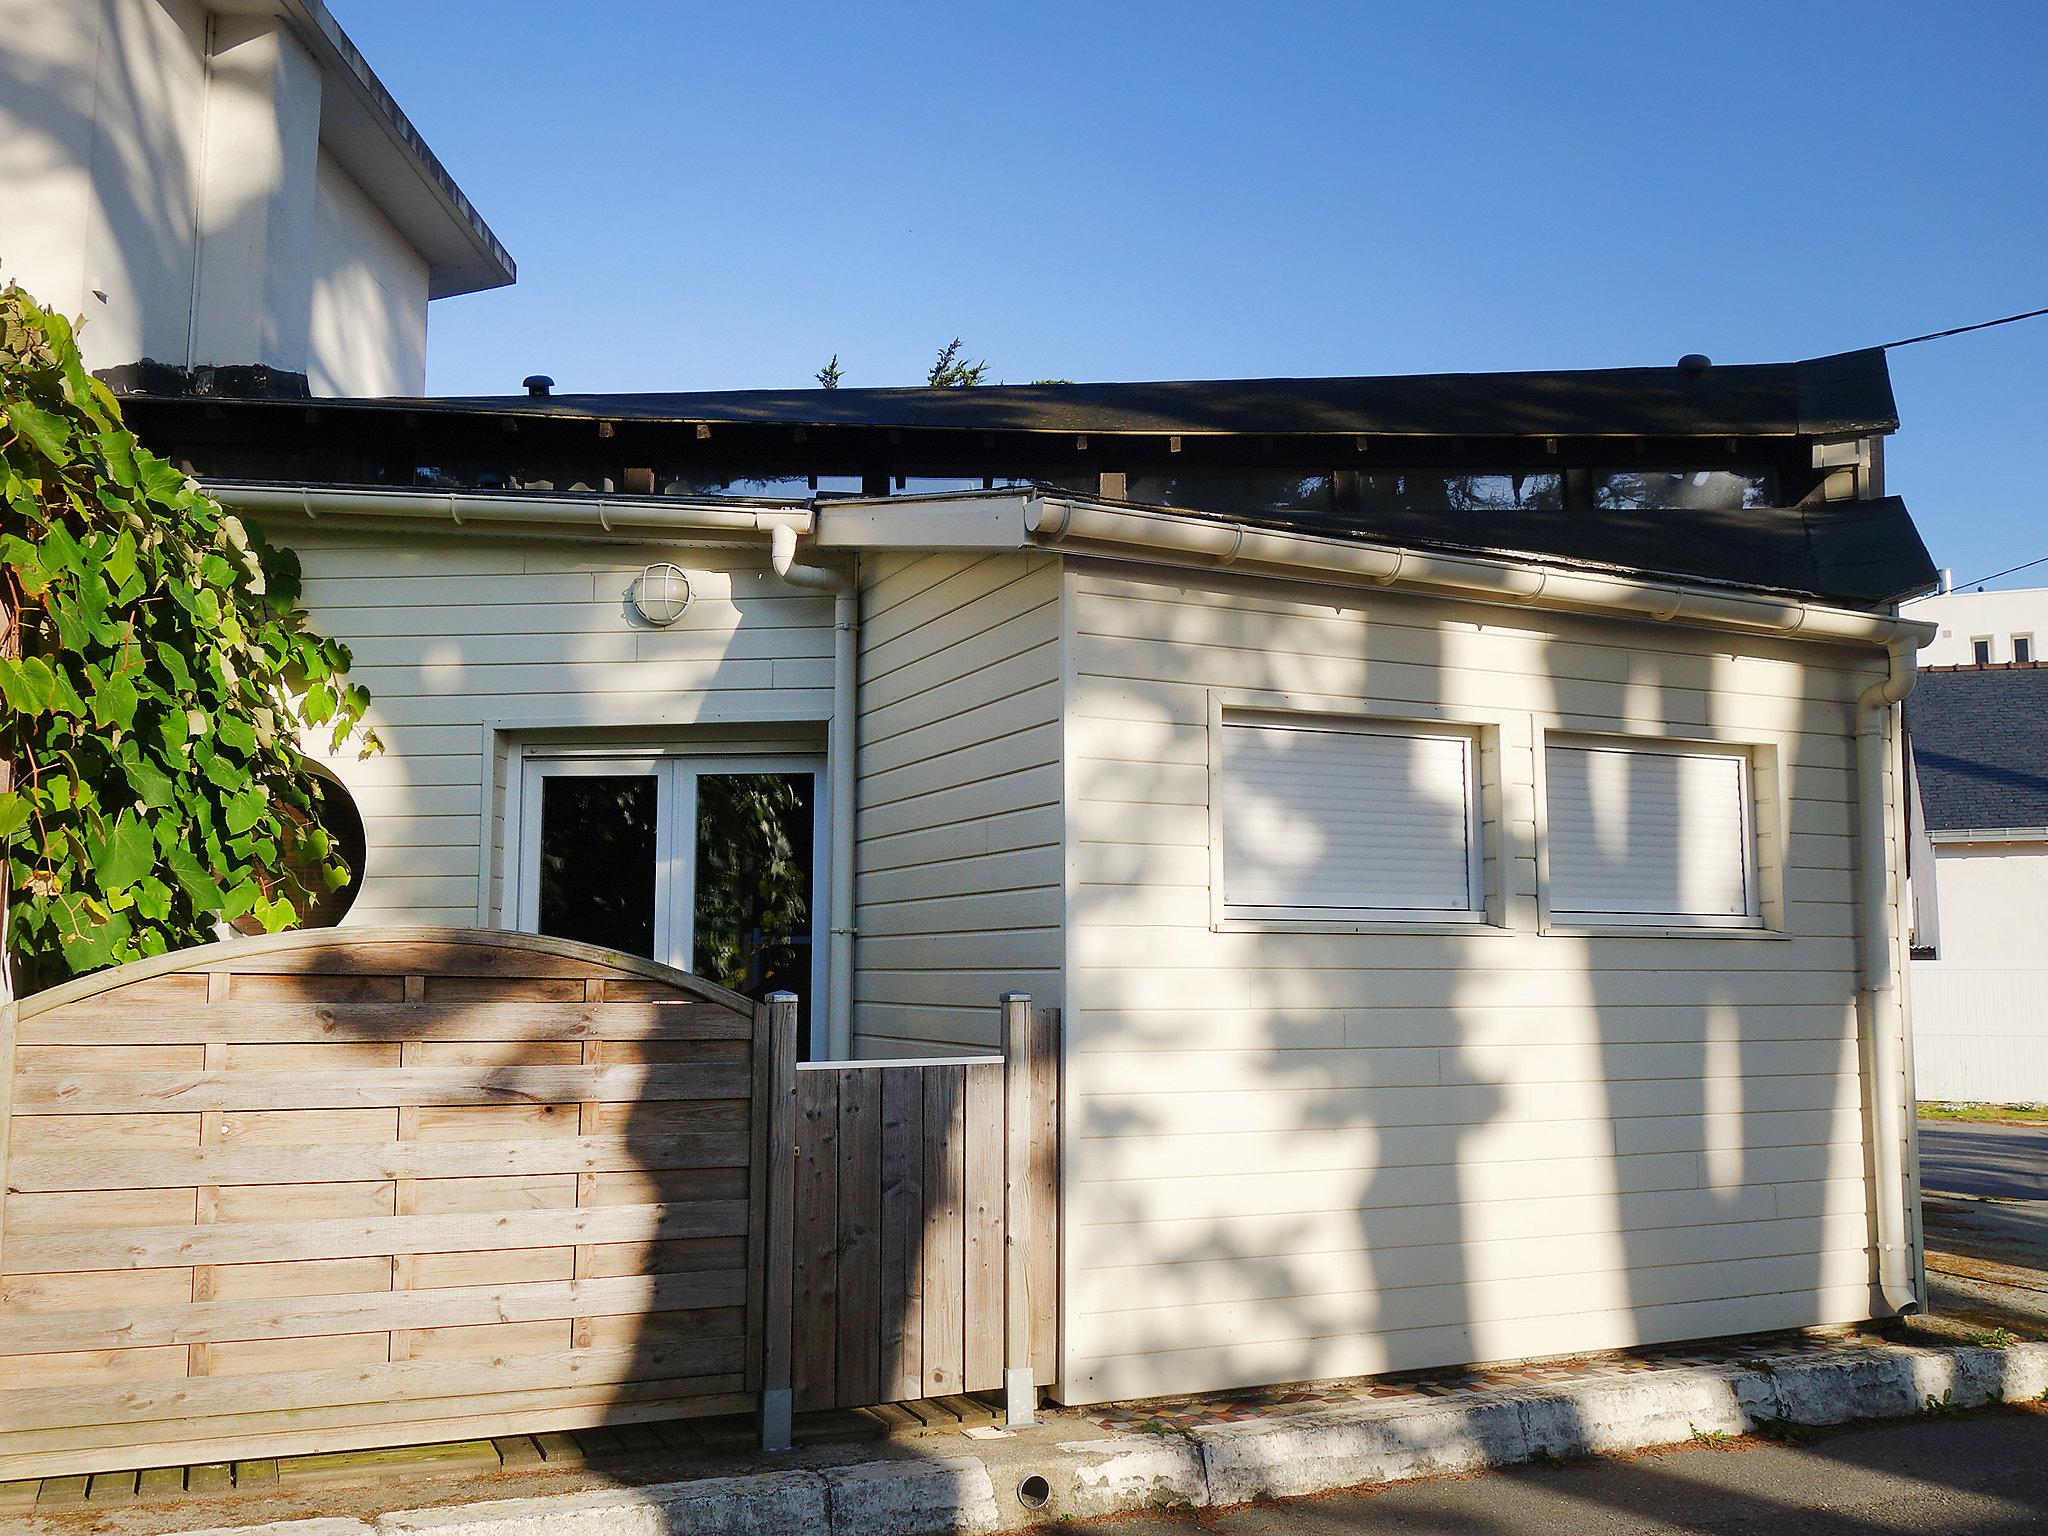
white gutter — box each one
[1025,495,1931,648]
[770,524,858,1063]
[211,483,813,538]
[1029,492,1934,1314]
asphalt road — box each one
[1083,1414,2048,1534]
[1918,1120,2048,1201]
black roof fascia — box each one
[132,350,1897,442]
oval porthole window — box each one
[228,769,367,935]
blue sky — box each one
[335,1,2047,589]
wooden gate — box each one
[0,928,767,1479]
[762,995,1059,1434]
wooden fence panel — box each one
[0,927,764,1481]
[780,1006,1060,1415]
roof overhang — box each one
[816,490,1933,651]
[212,0,514,298]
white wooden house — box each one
[120,352,1942,1405]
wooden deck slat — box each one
[14,1001,752,1046]
[5,1200,750,1275]
[791,1069,838,1413]
[1029,1007,1060,1383]
[7,1133,749,1192]
[920,1066,966,1399]
[12,1065,749,1114]
[0,1270,746,1355]
[878,1066,924,1404]
[962,1063,1004,1393]
[834,1068,882,1408]
[0,1339,746,1434]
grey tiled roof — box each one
[1907,665,2048,831]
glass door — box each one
[516,753,825,1054]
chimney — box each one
[1938,568,1955,594]
[523,374,554,398]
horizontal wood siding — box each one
[1060,560,1895,1405]
[0,931,764,1479]
[852,554,1064,1056]
[274,528,835,926]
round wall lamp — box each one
[632,563,694,626]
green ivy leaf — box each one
[224,785,267,834]
[90,809,156,889]
[0,655,58,715]
[90,666,139,731]
[3,282,378,990]
[4,399,72,464]
[164,843,225,911]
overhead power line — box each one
[1953,552,2048,590]
[1880,306,2048,351]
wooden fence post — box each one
[1000,992,1036,1427]
[760,991,800,1452]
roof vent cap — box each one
[1677,353,1712,376]
[522,374,555,398]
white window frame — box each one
[1972,636,1995,665]
[1538,734,1763,932]
[1209,703,1486,930]
[510,747,830,1052]
[2014,633,2035,665]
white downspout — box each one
[770,524,857,1062]
[1858,632,1923,1315]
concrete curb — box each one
[152,1342,2048,1536]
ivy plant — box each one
[0,285,377,991]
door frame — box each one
[508,745,831,1057]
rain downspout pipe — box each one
[770,523,857,1062]
[1858,631,1924,1315]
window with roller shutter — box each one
[1217,712,1483,922]
[1544,740,1759,926]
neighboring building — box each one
[1902,583,2048,667]
[0,0,511,397]
[120,347,1941,1403]
[1906,664,2048,1103]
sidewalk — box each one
[13,1331,2047,1536]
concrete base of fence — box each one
[151,1342,2048,1536]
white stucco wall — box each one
[0,0,209,373]
[1902,587,2048,667]
[0,0,453,392]
[308,149,429,395]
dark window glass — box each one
[1593,469,1772,511]
[1126,472,1334,514]
[1358,472,1562,513]
[536,775,658,958]
[895,475,990,494]
[659,473,824,498]
[693,772,817,1044]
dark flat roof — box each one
[1229,492,1934,610]
[356,349,1899,440]
[1908,665,2048,830]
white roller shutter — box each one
[1545,742,1756,921]
[1220,715,1478,917]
